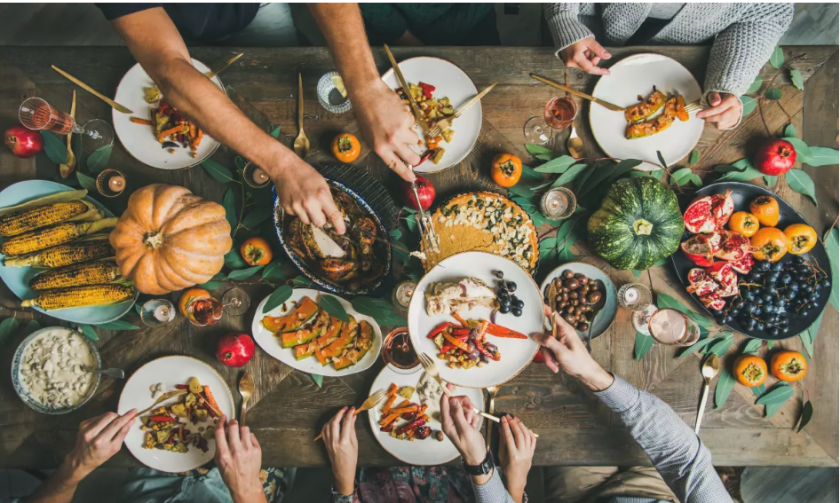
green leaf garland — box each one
[262,285,293,314]
[76,172,97,191]
[634,332,654,360]
[714,368,735,408]
[227,265,264,281]
[222,187,238,235]
[741,95,758,116]
[797,401,813,432]
[790,69,804,91]
[769,44,784,69]
[86,145,113,174]
[785,170,817,205]
[40,131,69,164]
[824,228,839,311]
[98,320,140,330]
[318,294,349,322]
[765,88,782,100]
[262,261,286,282]
[201,159,236,184]
[311,374,323,388]
[742,339,762,355]
[746,77,763,94]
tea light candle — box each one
[153,304,172,322]
[252,168,269,185]
[108,175,125,193]
[393,281,417,309]
[623,286,640,305]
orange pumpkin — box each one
[784,223,817,255]
[490,153,522,188]
[178,288,211,318]
[331,133,360,163]
[110,184,232,295]
[770,350,808,382]
[728,211,760,237]
[751,227,789,262]
[240,237,273,266]
[733,355,768,387]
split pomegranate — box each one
[727,253,754,274]
[706,261,738,297]
[699,292,726,311]
[683,195,716,234]
[686,268,719,296]
[681,232,721,267]
[710,190,734,227]
[714,230,753,261]
[4,125,43,158]
[216,333,255,368]
[402,175,436,211]
[754,138,796,176]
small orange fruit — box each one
[751,227,789,262]
[749,195,780,227]
[733,354,768,387]
[240,237,273,266]
[770,351,808,382]
[728,211,760,237]
[784,223,817,255]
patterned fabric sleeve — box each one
[595,376,734,503]
[471,469,517,503]
[543,3,595,53]
[330,487,357,503]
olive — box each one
[563,313,577,325]
[583,311,594,322]
[571,299,579,306]
[565,278,580,290]
[569,291,579,299]
[578,276,590,285]
[587,291,603,305]
[575,306,586,315]
[577,322,590,331]
[562,292,569,301]
[555,295,564,304]
[563,269,575,278]
[558,301,568,309]
[580,284,589,294]
[566,305,575,314]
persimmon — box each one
[178,288,211,318]
[240,237,273,266]
[749,195,780,227]
[728,211,760,237]
[490,153,522,188]
[733,354,768,387]
[770,351,808,382]
[784,223,817,255]
[331,133,360,163]
[751,227,789,262]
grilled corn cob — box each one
[21,284,134,310]
[4,239,114,268]
[0,218,117,257]
[0,200,92,237]
[29,260,121,290]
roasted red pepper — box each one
[439,343,454,354]
[380,426,394,433]
[451,328,471,339]
[475,338,500,361]
[175,384,189,390]
[427,322,453,339]
[150,415,177,423]
[419,82,436,99]
[443,331,471,352]
[486,323,528,339]
[396,417,427,435]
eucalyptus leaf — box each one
[201,281,226,290]
[40,131,68,164]
[741,95,758,116]
[535,153,554,161]
[24,320,41,336]
[656,150,668,169]
[767,340,775,350]
[201,159,236,184]
[534,155,576,174]
[318,294,349,322]
[708,336,734,358]
[824,228,838,311]
[98,320,140,330]
[262,285,293,314]
[227,265,264,281]
[404,213,418,234]
[769,44,784,69]
[677,336,716,357]
[558,234,577,261]
[784,124,797,138]
[292,276,313,287]
[77,324,99,341]
[782,137,812,158]
[0,317,20,347]
[746,77,763,94]
[311,374,323,388]
[507,183,535,199]
[751,383,766,398]
[785,170,817,205]
[262,261,286,282]
[800,146,839,167]
[631,269,642,278]
[799,330,814,358]
[671,168,694,186]
[742,339,762,355]
[714,368,735,409]
[797,400,813,432]
[764,88,782,100]
[719,165,762,182]
[790,69,804,91]
[763,175,777,187]
[240,207,273,230]
[520,164,544,181]
[756,382,793,405]
[689,150,700,165]
[656,293,713,328]
[269,125,281,138]
[525,144,553,156]
[634,332,654,360]
[224,249,248,269]
[86,145,113,174]
[76,172,97,191]
[223,187,238,235]
[551,163,589,188]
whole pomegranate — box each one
[401,175,436,211]
[216,333,255,368]
[754,138,796,176]
[4,125,43,158]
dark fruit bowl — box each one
[671,181,832,341]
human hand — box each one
[559,37,611,76]
[214,415,265,503]
[271,158,346,234]
[498,415,536,501]
[64,410,136,477]
[440,389,486,466]
[350,79,421,181]
[321,407,358,496]
[533,305,614,391]
[696,92,742,130]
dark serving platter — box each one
[671,181,832,341]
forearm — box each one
[543,3,592,52]
[471,469,517,503]
[24,458,87,503]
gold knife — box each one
[530,73,624,112]
[205,53,243,81]
[383,44,429,134]
[51,65,134,114]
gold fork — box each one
[136,389,187,418]
[418,353,500,424]
[428,82,498,138]
[684,99,704,114]
[313,388,388,441]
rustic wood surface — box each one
[0,45,837,469]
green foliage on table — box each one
[742,338,762,355]
[240,207,273,231]
[671,168,702,187]
[790,69,804,91]
[534,155,576,174]
[784,124,797,138]
[262,261,286,282]
[318,294,349,323]
[227,265,264,281]
[689,149,700,165]
[763,175,777,187]
[269,125,281,138]
[797,400,813,432]
[201,159,236,184]
[758,382,793,417]
[223,187,238,235]
[764,88,782,101]
[224,249,248,270]
[0,317,20,347]
[799,311,823,358]
[98,320,140,330]
[714,368,735,409]
[351,296,406,326]
[40,131,69,165]
[262,285,293,314]
[770,44,784,69]
[550,163,588,187]
[785,170,817,205]
[86,145,113,174]
[76,172,97,191]
[24,320,41,337]
[520,164,543,181]
[705,333,734,358]
[751,383,765,398]
[741,95,758,116]
[800,146,840,167]
[75,324,99,341]
[824,228,839,311]
[311,374,323,388]
[291,276,313,288]
[656,293,714,329]
[746,77,764,94]
[634,331,654,360]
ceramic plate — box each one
[0,180,136,324]
[540,262,618,340]
[381,56,481,173]
[368,364,484,465]
[408,252,542,389]
[589,53,704,170]
[252,288,383,377]
[117,356,235,473]
[113,59,221,169]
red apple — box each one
[4,125,43,158]
[216,333,255,368]
[401,175,436,211]
[754,138,796,176]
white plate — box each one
[408,252,542,388]
[117,356,235,473]
[589,53,704,170]
[368,364,484,465]
[113,59,222,169]
[382,57,481,173]
[251,288,382,377]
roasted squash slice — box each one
[624,89,668,123]
[318,315,358,362]
[675,95,689,122]
[294,315,342,359]
[334,320,374,370]
[626,97,677,139]
[282,309,330,349]
[262,296,319,333]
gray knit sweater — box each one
[544,3,794,97]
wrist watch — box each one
[463,449,494,475]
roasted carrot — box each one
[130,117,154,126]
[378,412,400,427]
[452,313,469,328]
[203,386,222,416]
[385,383,398,397]
[158,125,188,141]
[381,394,397,414]
[388,405,419,415]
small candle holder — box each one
[317,71,353,114]
[618,283,652,311]
[540,187,576,220]
[140,299,176,328]
[391,281,417,311]
[632,302,659,336]
[95,169,126,198]
[242,162,271,189]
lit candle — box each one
[154,304,171,322]
[252,168,269,185]
[108,175,125,193]
[623,287,639,305]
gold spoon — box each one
[567,125,583,159]
[293,73,310,159]
[694,354,720,434]
[239,371,255,426]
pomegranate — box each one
[216,333,255,368]
[687,268,710,283]
[714,230,753,261]
[710,190,734,227]
[683,195,717,234]
[706,262,738,297]
[754,138,796,176]
[401,175,436,211]
[681,232,721,266]
[686,268,719,296]
[4,125,43,158]
[728,253,754,274]
[699,292,727,311]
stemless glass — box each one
[19,97,109,142]
[648,308,701,346]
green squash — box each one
[587,177,684,270]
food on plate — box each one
[397,386,416,399]
[493,270,524,317]
[21,284,134,310]
[754,138,796,176]
[395,82,455,164]
[685,262,738,311]
[4,125,43,158]
[784,224,817,255]
[284,186,387,289]
[427,317,527,369]
[378,383,439,441]
[769,350,807,382]
[728,211,759,238]
[29,260,121,290]
[401,175,436,211]
[132,99,204,153]
[683,191,734,234]
[624,88,667,123]
[4,237,114,268]
[215,333,256,368]
[416,372,443,406]
[140,378,221,454]
[751,227,789,262]
[0,191,103,238]
[490,153,523,188]
[733,355,768,387]
[714,230,753,262]
[281,309,331,349]
[110,184,233,295]
[263,296,320,333]
[422,192,539,272]
[425,277,496,316]
[331,133,361,163]
[545,269,605,331]
[240,237,273,266]
[749,196,780,227]
[1,218,116,257]
[588,177,684,271]
[17,328,97,409]
[680,233,721,267]
[624,94,689,139]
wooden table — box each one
[1,45,837,469]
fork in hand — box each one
[313,388,388,441]
[418,353,501,424]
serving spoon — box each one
[293,73,310,159]
[694,354,720,434]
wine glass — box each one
[523,116,551,145]
[19,97,111,145]
[222,286,251,316]
[648,308,701,346]
[183,289,252,327]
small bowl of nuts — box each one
[540,263,617,340]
